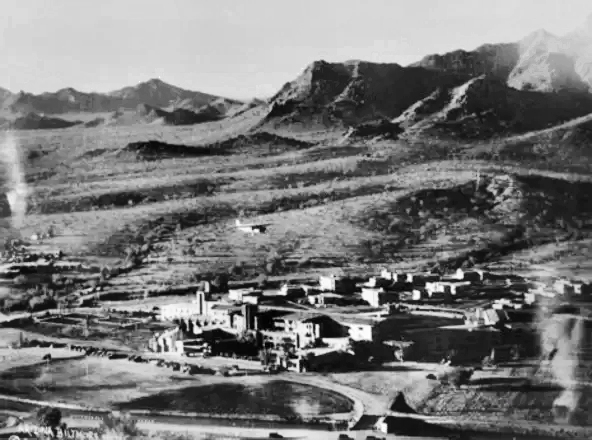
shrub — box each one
[36,407,62,433]
[98,412,144,440]
[440,368,474,389]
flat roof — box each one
[330,306,384,314]
[211,304,241,311]
[309,292,344,298]
[278,312,326,322]
[160,302,201,309]
[404,324,499,333]
[336,316,379,327]
[300,347,342,356]
[260,330,296,338]
[256,310,291,319]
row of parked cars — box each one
[69,345,129,359]
[24,338,258,376]
[66,342,241,376]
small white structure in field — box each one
[235,219,269,236]
[30,233,39,241]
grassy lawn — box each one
[0,356,204,408]
[118,377,354,419]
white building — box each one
[451,268,486,282]
[412,289,423,301]
[364,277,381,288]
[474,308,509,326]
[307,292,344,306]
[380,269,394,281]
[380,269,408,282]
[492,298,524,310]
[278,284,305,298]
[318,274,355,294]
[337,316,378,342]
[319,275,339,292]
[425,281,472,297]
[406,273,440,284]
[361,287,398,307]
[159,302,203,321]
[228,288,262,302]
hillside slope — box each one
[410,42,521,81]
[0,112,82,130]
[393,76,592,139]
[264,60,469,128]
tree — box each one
[256,273,268,289]
[441,368,474,389]
[259,349,272,366]
[100,265,111,281]
[13,275,28,286]
[481,355,494,368]
[36,406,62,434]
[210,273,229,293]
[265,249,284,275]
[239,331,255,344]
[98,412,143,440]
[280,337,295,356]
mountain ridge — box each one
[261,14,592,138]
[410,18,592,92]
[0,78,244,117]
[3,14,592,136]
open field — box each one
[0,347,81,372]
[328,363,449,411]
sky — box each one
[0,0,591,100]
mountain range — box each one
[263,13,592,139]
[0,78,242,115]
[0,78,246,129]
[3,13,592,137]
